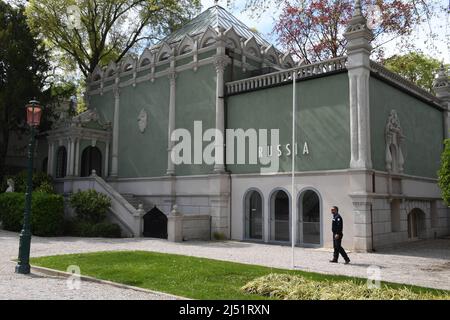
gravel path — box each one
[1,230,449,299]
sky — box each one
[200,0,449,63]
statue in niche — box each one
[385,109,405,173]
[137,109,148,133]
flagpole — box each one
[291,70,297,269]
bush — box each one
[0,193,24,231]
[35,180,54,194]
[0,192,64,236]
[69,189,111,223]
[1,171,54,193]
[63,219,122,238]
[241,273,449,300]
[91,222,122,238]
[32,193,64,236]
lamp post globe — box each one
[15,99,42,275]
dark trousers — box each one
[333,234,349,261]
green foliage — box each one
[31,192,64,236]
[0,192,64,236]
[438,139,450,206]
[1,171,54,193]
[0,193,24,231]
[35,180,55,194]
[91,222,122,238]
[241,273,449,300]
[25,0,201,78]
[212,231,226,240]
[69,190,111,223]
[383,52,442,92]
[0,2,50,181]
[63,219,122,238]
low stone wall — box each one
[168,211,211,242]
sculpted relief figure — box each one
[385,109,405,173]
[137,109,148,133]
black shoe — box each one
[344,259,350,264]
[329,260,338,263]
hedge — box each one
[0,192,64,236]
[64,219,122,238]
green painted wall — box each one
[370,78,444,178]
[175,64,217,176]
[117,76,169,178]
[89,92,114,124]
[226,72,350,173]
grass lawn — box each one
[30,250,449,300]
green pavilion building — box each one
[40,3,449,251]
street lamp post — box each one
[15,99,42,275]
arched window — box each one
[244,190,263,240]
[56,146,67,178]
[298,190,321,245]
[81,146,102,177]
[159,52,170,61]
[203,38,216,48]
[180,45,192,55]
[270,189,290,242]
[140,58,151,67]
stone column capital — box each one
[214,55,231,73]
[168,70,177,83]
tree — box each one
[267,0,441,63]
[0,2,50,182]
[383,52,442,92]
[26,0,201,79]
[438,139,450,206]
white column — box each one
[355,69,372,168]
[349,74,358,167]
[166,70,177,175]
[345,0,374,252]
[344,0,373,170]
[104,140,110,177]
[74,138,80,176]
[433,64,450,139]
[111,79,120,177]
[47,141,55,176]
[67,138,75,176]
[213,55,230,173]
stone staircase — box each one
[120,193,142,209]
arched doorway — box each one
[56,146,67,178]
[298,190,321,245]
[407,208,426,239]
[244,190,263,240]
[143,207,168,239]
[42,157,48,173]
[81,146,102,177]
[270,190,290,242]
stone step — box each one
[120,193,141,209]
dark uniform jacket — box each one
[332,213,343,235]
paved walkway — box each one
[1,230,449,299]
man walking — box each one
[330,206,350,264]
